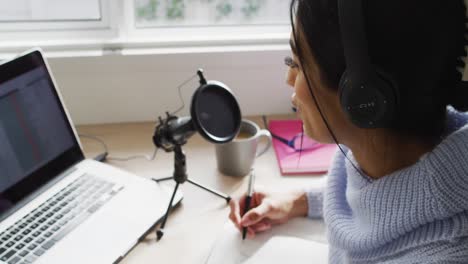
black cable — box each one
[79,134,158,162]
[79,134,109,162]
[93,152,108,162]
[171,74,199,115]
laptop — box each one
[0,49,182,264]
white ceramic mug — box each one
[215,119,272,177]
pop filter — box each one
[191,80,241,144]
[153,70,241,152]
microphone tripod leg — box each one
[187,178,231,204]
[152,176,173,183]
[156,182,180,241]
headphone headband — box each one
[338,0,373,81]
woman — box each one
[229,0,468,262]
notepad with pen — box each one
[268,119,338,175]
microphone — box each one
[154,115,195,151]
[153,70,241,153]
[151,70,241,241]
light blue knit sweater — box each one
[306,108,468,263]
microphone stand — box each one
[153,144,231,241]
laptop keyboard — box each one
[0,174,122,264]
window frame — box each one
[0,0,291,56]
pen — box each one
[242,169,255,240]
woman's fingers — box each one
[229,196,247,230]
[249,220,272,233]
[241,201,272,227]
[245,220,272,239]
[229,191,275,236]
[228,201,240,229]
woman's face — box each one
[286,34,347,144]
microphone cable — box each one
[171,73,199,115]
[79,134,158,162]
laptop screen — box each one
[0,50,84,217]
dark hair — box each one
[290,0,467,142]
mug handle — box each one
[256,129,272,158]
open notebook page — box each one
[244,236,328,264]
[204,218,327,264]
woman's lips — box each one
[292,104,300,117]
[291,93,300,115]
[291,103,298,113]
[291,93,297,111]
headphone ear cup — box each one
[339,70,398,128]
[375,69,399,117]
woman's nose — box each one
[286,68,295,88]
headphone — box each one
[337,0,399,128]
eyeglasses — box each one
[262,116,321,152]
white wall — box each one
[47,48,292,125]
[46,46,468,126]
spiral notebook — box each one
[268,119,337,175]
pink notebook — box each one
[269,120,337,175]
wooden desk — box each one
[77,116,326,263]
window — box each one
[0,0,290,54]
[0,0,292,126]
[127,0,290,51]
[0,0,101,22]
[0,0,109,32]
[134,0,290,28]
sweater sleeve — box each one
[306,188,324,219]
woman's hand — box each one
[228,188,308,238]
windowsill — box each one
[0,35,293,125]
[0,32,290,60]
